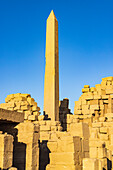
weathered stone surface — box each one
[0,108,24,123]
[44,10,59,121]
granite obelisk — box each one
[44,10,59,121]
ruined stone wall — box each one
[73,76,113,170]
[47,135,82,170]
[1,77,113,170]
[74,77,113,124]
[0,93,40,121]
[59,98,72,131]
[38,118,62,169]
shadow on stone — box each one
[39,140,51,170]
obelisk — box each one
[44,10,59,121]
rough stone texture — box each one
[74,76,113,124]
[0,108,24,123]
[44,10,59,121]
[16,122,40,170]
[0,133,13,169]
[0,93,40,121]
[47,135,82,170]
[59,98,72,131]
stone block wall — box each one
[46,134,82,170]
[0,93,40,121]
[74,77,113,125]
[1,76,113,170]
[16,122,40,170]
[59,98,72,131]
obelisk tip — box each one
[47,10,57,20]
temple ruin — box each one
[0,10,113,170]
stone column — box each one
[0,133,13,169]
[16,122,39,170]
[44,10,59,121]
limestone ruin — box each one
[0,10,113,170]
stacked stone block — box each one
[16,122,40,170]
[59,98,72,131]
[39,120,62,142]
[0,93,40,121]
[67,119,90,159]
[89,122,113,169]
[83,158,102,170]
[74,77,113,124]
[46,135,82,170]
[0,132,13,169]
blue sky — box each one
[0,0,113,113]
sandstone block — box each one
[5,94,14,103]
[28,115,37,121]
[99,127,108,134]
[82,139,89,152]
[98,148,107,159]
[40,125,51,131]
[98,133,108,141]
[106,89,113,94]
[14,97,26,102]
[94,95,101,99]
[83,158,98,170]
[24,110,31,119]
[89,147,98,158]
[27,97,35,105]
[50,152,75,165]
[84,85,90,88]
[47,141,58,152]
[40,132,50,141]
[90,100,99,105]
[100,158,107,170]
[92,122,103,128]
[38,115,44,121]
[102,77,113,81]
[89,139,104,148]
[0,134,13,169]
[21,105,29,110]
[90,105,99,110]
[90,87,96,92]
[69,123,89,139]
[32,105,38,111]
[86,94,94,100]
[0,103,8,109]
[102,95,109,99]
[99,117,105,122]
[33,111,39,116]
[82,88,90,93]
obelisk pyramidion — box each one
[44,10,59,121]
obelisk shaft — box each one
[44,10,59,121]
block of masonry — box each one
[47,135,82,170]
[0,93,40,121]
[0,133,13,169]
[83,158,102,170]
[59,98,72,131]
[16,122,40,170]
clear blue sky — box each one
[0,0,113,113]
